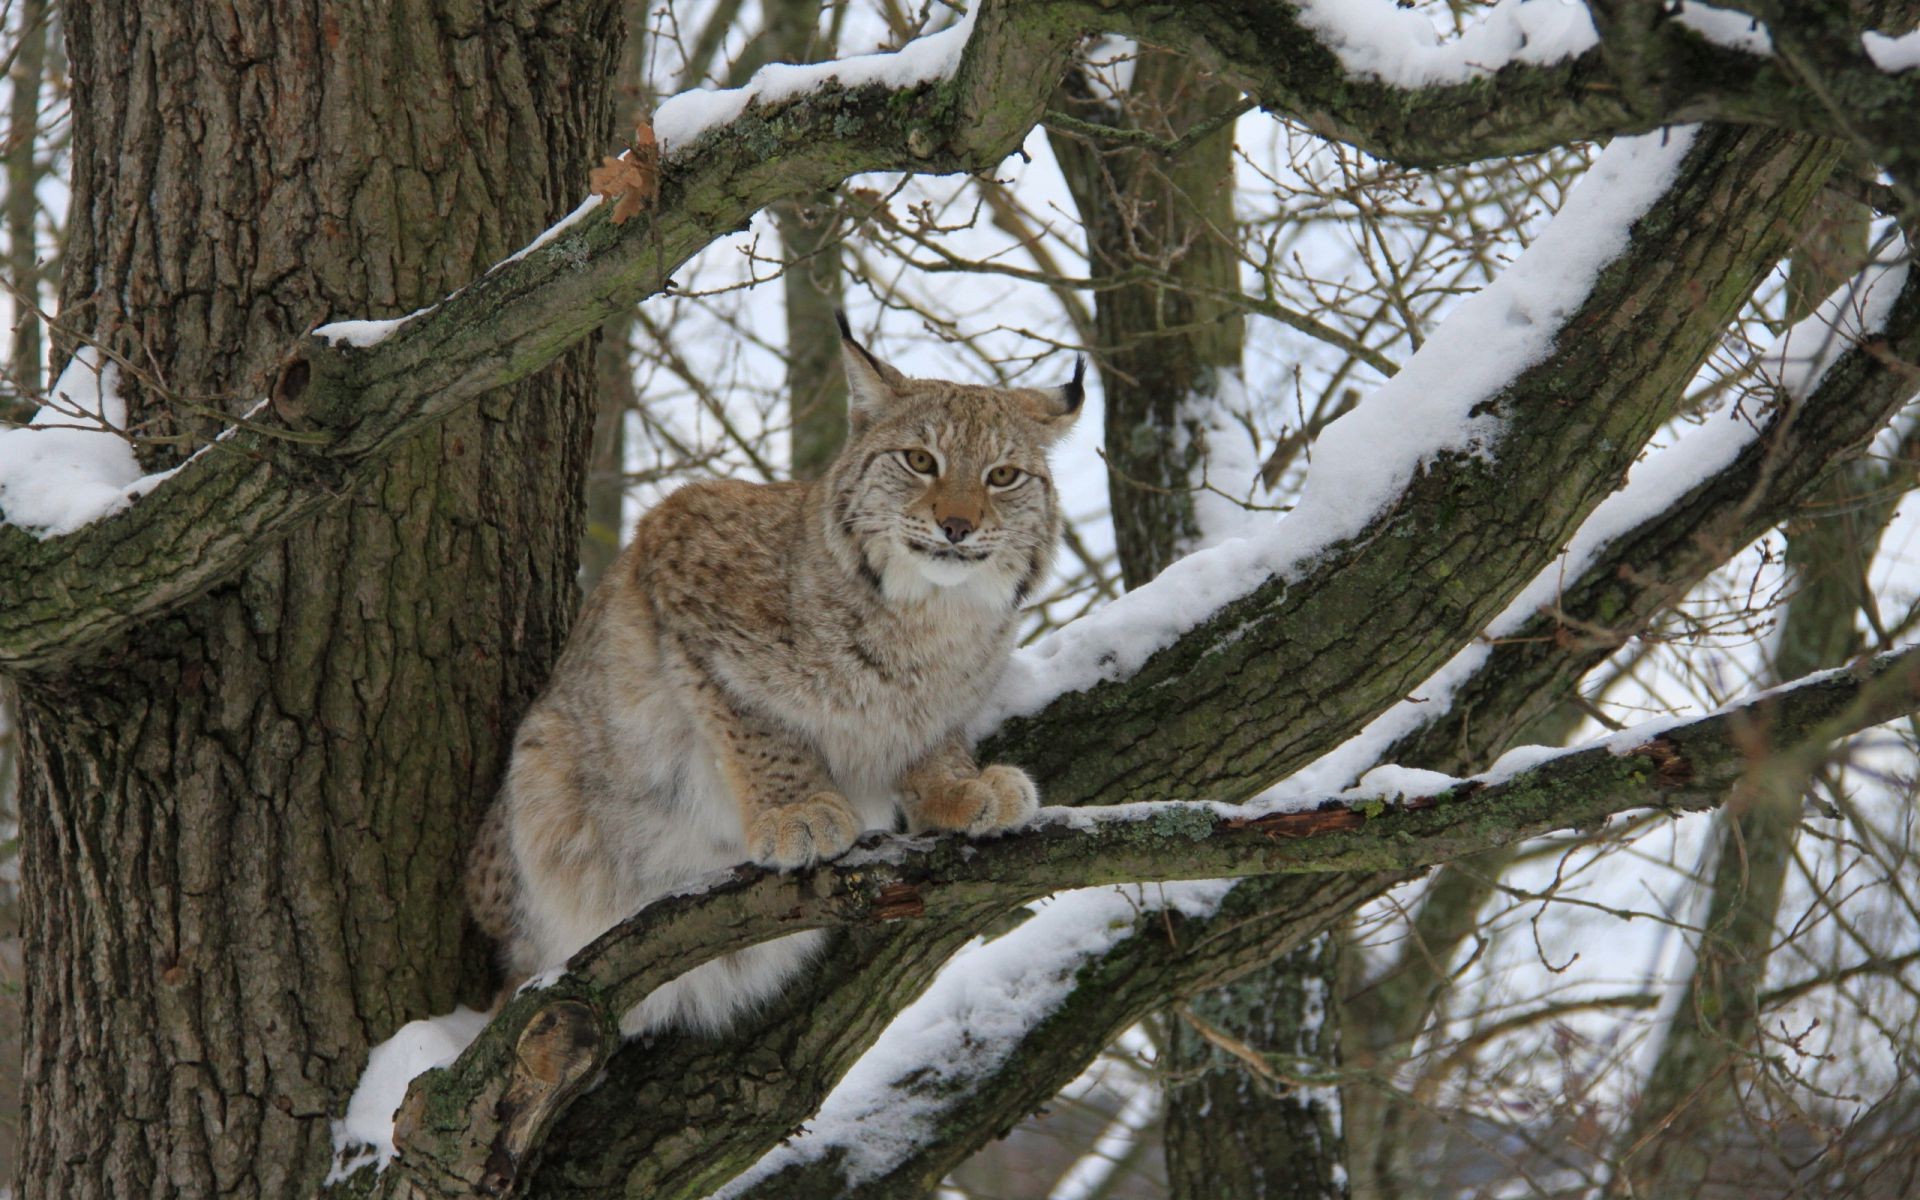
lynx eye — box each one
[986,464,1022,488]
[902,449,938,475]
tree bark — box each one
[1048,49,1246,589]
[1050,46,1347,1197]
[4,0,49,406]
[15,4,616,1197]
[1166,935,1348,1200]
[764,0,848,482]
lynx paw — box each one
[748,792,861,869]
[916,765,1038,835]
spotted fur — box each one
[466,320,1082,1033]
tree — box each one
[2,3,1919,1198]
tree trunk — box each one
[764,0,846,481]
[15,4,616,1196]
[1165,934,1348,1200]
[5,0,50,407]
[1052,48,1349,1197]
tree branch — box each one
[8,1,1919,673]
[473,119,1850,1200]
[508,644,1920,1200]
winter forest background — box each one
[1,0,1919,1197]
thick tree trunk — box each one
[1049,50,1246,589]
[15,4,616,1196]
[1165,934,1347,1200]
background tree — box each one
[2,3,1920,1199]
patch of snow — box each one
[1348,764,1464,801]
[1293,0,1598,88]
[1865,28,1920,72]
[328,1007,492,1180]
[516,966,567,995]
[312,316,411,349]
[0,348,178,537]
[654,7,978,155]
[1674,3,1773,55]
[716,882,1233,1195]
[980,129,1698,734]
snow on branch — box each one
[976,124,1843,818]
[1287,239,1920,794]
[693,646,1920,1200]
[5,0,1911,673]
[0,0,1077,673]
[979,129,1696,735]
[333,642,1920,1200]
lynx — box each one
[465,315,1083,1033]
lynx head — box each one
[823,313,1083,610]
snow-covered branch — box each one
[0,0,1078,672]
[500,644,1920,1200]
[7,1,1916,673]
[367,119,1853,1200]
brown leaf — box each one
[591,119,661,226]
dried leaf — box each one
[591,120,661,226]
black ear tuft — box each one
[1062,355,1086,414]
[835,308,854,342]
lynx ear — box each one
[837,310,909,429]
[1027,355,1086,431]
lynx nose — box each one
[939,516,974,544]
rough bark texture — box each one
[690,645,1920,1200]
[15,4,617,1197]
[992,125,1843,811]
[4,0,49,403]
[1048,49,1246,589]
[1166,934,1348,1200]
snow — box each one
[1292,0,1598,88]
[328,1007,492,1180]
[716,882,1233,1195]
[0,348,181,537]
[1673,3,1773,55]
[311,7,979,341]
[1864,28,1920,72]
[1349,764,1464,801]
[979,129,1699,734]
[1265,240,1912,796]
[654,6,978,154]
[313,317,408,349]
[493,194,605,271]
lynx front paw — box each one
[916,764,1038,835]
[748,792,861,869]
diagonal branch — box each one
[8,1,1920,674]
[362,643,1920,1200]
[724,252,1920,1196]
[496,121,1848,1200]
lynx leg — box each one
[688,676,858,869]
[901,735,1039,834]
